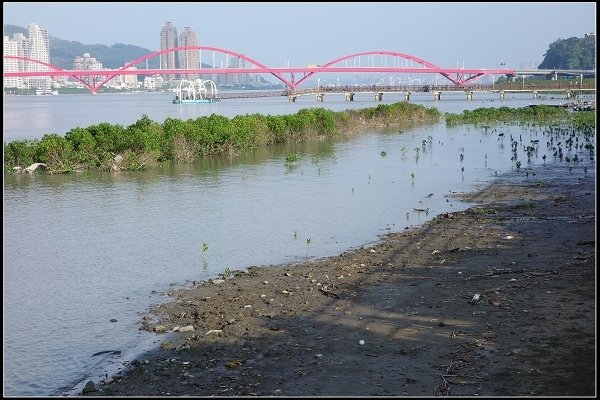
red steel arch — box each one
[293,50,461,87]
[5,48,510,92]
[96,45,295,90]
[3,55,96,92]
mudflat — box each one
[88,164,595,397]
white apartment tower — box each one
[178,27,199,79]
[26,23,52,89]
[3,34,25,88]
[160,22,178,80]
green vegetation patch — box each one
[444,105,575,126]
[3,102,440,174]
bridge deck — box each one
[213,82,595,99]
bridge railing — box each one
[285,81,595,95]
[492,82,595,90]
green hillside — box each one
[3,24,160,69]
[538,34,596,70]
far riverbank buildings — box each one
[3,23,51,89]
[160,22,178,80]
[159,22,249,85]
[178,27,200,80]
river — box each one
[2,90,594,396]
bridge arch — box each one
[293,50,461,87]
[3,55,96,92]
[96,45,295,90]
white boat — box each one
[35,89,59,95]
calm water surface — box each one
[2,90,582,142]
[3,92,595,396]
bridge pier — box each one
[499,91,505,100]
[566,90,573,99]
[288,95,297,102]
[433,91,441,101]
[466,91,473,101]
[404,92,411,101]
[345,92,354,101]
[374,92,383,101]
[316,93,325,102]
[533,90,538,99]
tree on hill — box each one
[538,34,596,69]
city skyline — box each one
[3,2,596,70]
[3,22,52,89]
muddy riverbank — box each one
[86,163,595,397]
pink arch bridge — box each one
[4,46,515,94]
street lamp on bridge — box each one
[494,63,506,90]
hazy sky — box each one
[3,2,596,69]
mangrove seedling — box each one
[306,238,312,258]
[380,150,387,157]
[285,153,301,163]
[202,243,208,252]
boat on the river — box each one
[35,89,58,95]
[173,79,221,104]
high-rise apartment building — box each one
[178,27,200,80]
[3,34,25,88]
[160,22,178,80]
[4,24,51,89]
[26,23,52,89]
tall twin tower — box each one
[160,22,199,80]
